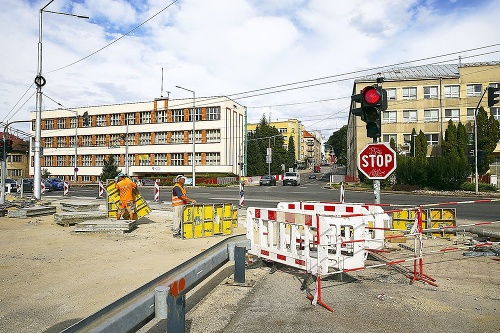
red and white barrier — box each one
[239,182,245,206]
[340,182,345,203]
[63,181,69,196]
[97,180,104,198]
[154,180,160,202]
[41,181,46,194]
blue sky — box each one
[1,0,499,138]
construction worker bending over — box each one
[116,173,137,220]
[172,175,196,238]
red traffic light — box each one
[362,86,381,105]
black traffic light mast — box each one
[351,77,388,204]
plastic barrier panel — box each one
[392,208,456,236]
[182,203,237,239]
[246,206,367,276]
[106,179,151,219]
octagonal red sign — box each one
[357,143,397,179]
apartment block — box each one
[347,61,500,183]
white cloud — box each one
[0,0,498,138]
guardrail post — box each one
[167,293,185,332]
[234,245,246,283]
[154,286,169,319]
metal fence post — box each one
[234,245,246,284]
[167,293,185,332]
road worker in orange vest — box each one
[172,175,196,238]
[115,173,138,220]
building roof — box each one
[356,61,500,83]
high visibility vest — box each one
[172,183,187,206]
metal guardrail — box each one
[61,234,250,333]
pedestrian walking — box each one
[172,175,196,238]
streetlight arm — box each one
[43,10,89,19]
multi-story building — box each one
[347,61,500,185]
[0,133,30,179]
[29,96,245,182]
[247,118,303,162]
[302,130,322,167]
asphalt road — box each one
[58,175,500,223]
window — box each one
[125,113,135,125]
[491,107,500,121]
[140,111,151,124]
[206,129,221,143]
[445,109,460,121]
[156,110,168,123]
[82,155,92,166]
[110,114,121,126]
[126,133,135,146]
[402,133,415,153]
[69,155,75,167]
[56,156,65,166]
[94,155,105,166]
[386,88,396,100]
[467,108,475,121]
[205,152,220,165]
[10,169,22,177]
[382,134,397,145]
[45,137,53,148]
[424,86,438,99]
[95,135,106,146]
[172,109,184,122]
[70,117,77,128]
[402,110,417,122]
[96,115,106,127]
[188,130,202,143]
[466,84,482,97]
[402,87,417,99]
[278,128,287,134]
[57,118,66,129]
[171,153,184,166]
[425,134,439,146]
[155,153,167,165]
[155,132,167,144]
[45,119,54,130]
[139,133,151,145]
[81,135,92,147]
[382,110,397,123]
[126,154,134,167]
[444,85,459,98]
[44,156,53,166]
[109,134,121,147]
[138,154,150,166]
[188,108,202,122]
[424,109,439,122]
[57,137,66,148]
[187,153,202,165]
[10,155,22,163]
[206,107,221,120]
[171,131,184,144]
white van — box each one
[283,172,301,186]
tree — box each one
[326,125,347,166]
[246,115,286,175]
[100,155,121,181]
[476,107,500,174]
[41,168,51,178]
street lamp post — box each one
[34,0,88,199]
[175,86,196,187]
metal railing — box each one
[61,235,249,333]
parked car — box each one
[259,175,277,186]
[23,178,53,192]
[45,177,65,191]
[4,178,18,193]
[283,172,301,186]
[308,174,317,179]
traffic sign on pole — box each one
[357,143,397,179]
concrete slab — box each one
[73,219,137,233]
[60,202,101,212]
[7,206,57,218]
[54,211,109,226]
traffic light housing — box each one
[351,85,387,139]
[487,86,500,107]
[5,139,13,154]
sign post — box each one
[357,142,397,204]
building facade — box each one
[347,62,500,183]
[30,96,246,182]
[0,133,30,180]
[302,130,322,167]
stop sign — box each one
[357,143,397,179]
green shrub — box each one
[460,182,497,192]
